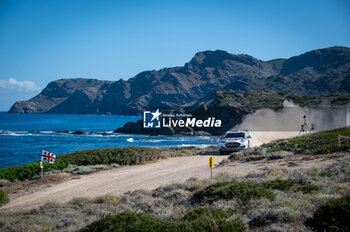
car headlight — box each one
[241,138,246,142]
[218,140,226,147]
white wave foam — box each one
[141,139,169,143]
[40,131,56,134]
[0,131,34,136]
[175,144,214,148]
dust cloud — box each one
[233,100,349,146]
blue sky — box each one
[0,0,349,110]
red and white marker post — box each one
[40,161,43,178]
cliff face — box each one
[9,46,350,115]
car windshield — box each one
[225,132,245,138]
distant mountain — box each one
[9,46,350,115]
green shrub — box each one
[0,161,67,181]
[319,172,332,177]
[192,182,275,205]
[0,189,10,206]
[80,212,177,232]
[169,146,196,151]
[263,179,296,192]
[80,209,245,232]
[266,147,277,152]
[57,147,161,166]
[305,194,350,232]
[182,208,244,231]
[297,185,319,194]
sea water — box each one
[0,112,217,169]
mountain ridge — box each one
[9,46,350,115]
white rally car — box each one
[218,130,252,155]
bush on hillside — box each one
[297,185,319,194]
[192,182,275,205]
[79,208,245,232]
[0,161,66,181]
[263,179,296,192]
[305,194,350,232]
[182,208,244,231]
[57,147,161,166]
[0,189,10,206]
[79,212,176,232]
[264,127,350,155]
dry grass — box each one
[1,173,74,200]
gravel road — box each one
[1,155,228,211]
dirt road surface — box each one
[1,155,226,211]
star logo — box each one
[143,109,162,128]
[150,109,161,122]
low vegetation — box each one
[192,181,275,205]
[305,194,350,232]
[217,90,286,110]
[182,208,244,232]
[319,171,332,177]
[0,189,9,206]
[263,179,296,192]
[264,127,350,155]
[297,185,319,194]
[217,90,350,110]
[80,212,178,232]
[0,147,197,181]
[57,147,161,166]
[1,158,349,231]
[0,161,66,181]
[169,146,196,151]
[286,93,350,107]
[80,208,245,232]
